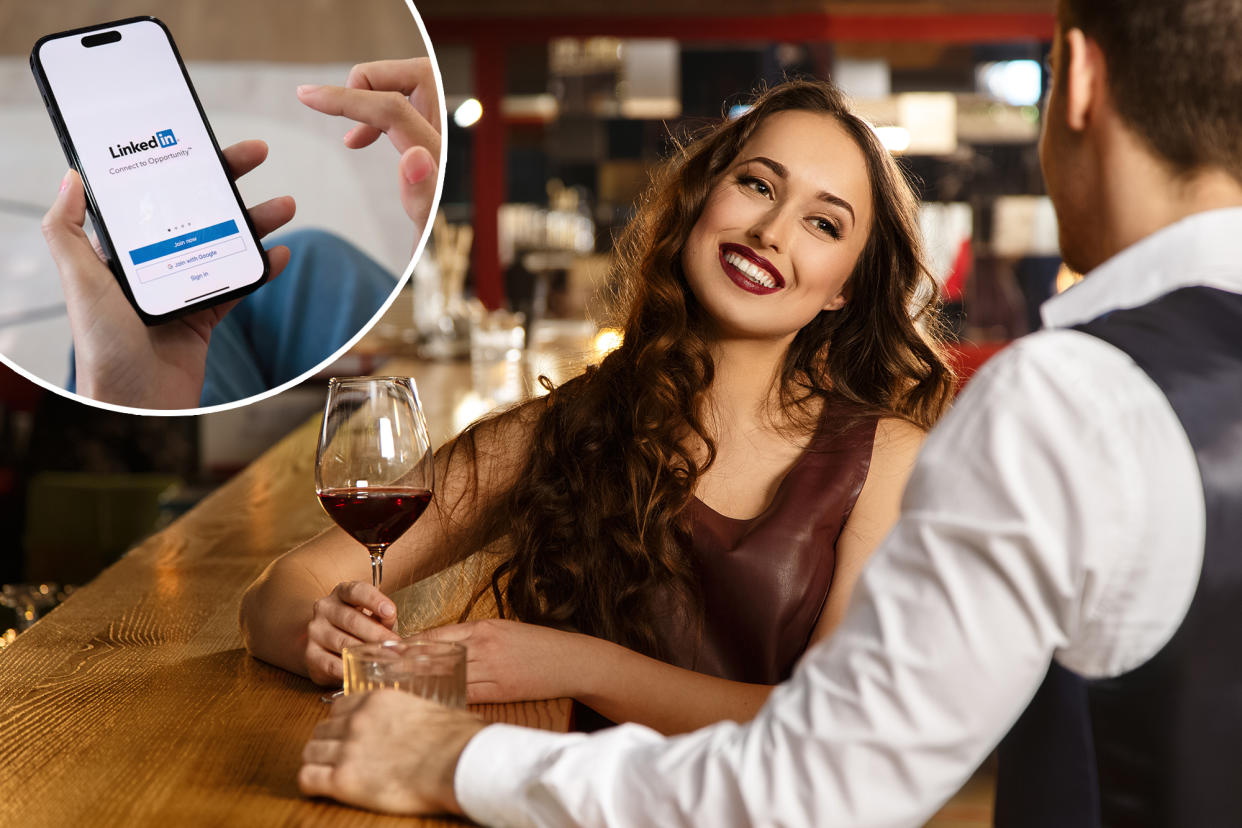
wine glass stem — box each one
[368,547,385,587]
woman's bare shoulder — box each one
[874,415,926,446]
[867,416,927,480]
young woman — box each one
[240,79,955,735]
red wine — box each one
[317,487,432,550]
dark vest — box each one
[996,286,1242,827]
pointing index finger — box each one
[297,84,438,158]
[345,58,441,132]
[345,59,431,94]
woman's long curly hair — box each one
[459,79,955,658]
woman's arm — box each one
[586,417,927,731]
[573,635,773,734]
[811,416,926,643]
[421,618,772,735]
[239,404,536,682]
[417,418,927,733]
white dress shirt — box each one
[455,208,1242,828]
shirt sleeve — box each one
[455,332,1185,828]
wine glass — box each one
[315,377,434,588]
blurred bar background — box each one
[0,0,1064,645]
[1,4,1063,821]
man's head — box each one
[1042,0,1242,272]
[1059,0,1242,178]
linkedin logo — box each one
[109,128,178,159]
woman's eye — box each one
[812,217,842,239]
[739,176,771,197]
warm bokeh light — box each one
[874,126,911,153]
[593,328,624,357]
[454,98,483,128]
[452,390,493,433]
[1056,263,1083,293]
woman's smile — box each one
[719,243,784,294]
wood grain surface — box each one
[0,357,571,828]
[0,344,991,825]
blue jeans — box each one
[68,229,399,407]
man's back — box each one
[999,277,1242,827]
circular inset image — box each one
[2,0,445,414]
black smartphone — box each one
[30,17,269,326]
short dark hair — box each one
[1059,0,1242,181]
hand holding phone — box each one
[296,58,442,253]
[42,139,295,409]
[32,18,277,325]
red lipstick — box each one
[718,243,784,295]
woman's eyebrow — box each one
[741,155,856,225]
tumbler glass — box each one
[342,639,467,708]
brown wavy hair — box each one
[457,79,954,658]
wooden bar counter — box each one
[0,355,572,827]
[0,338,991,826]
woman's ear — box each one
[823,282,849,312]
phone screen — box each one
[33,19,266,320]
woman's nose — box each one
[748,205,790,252]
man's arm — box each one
[454,338,1116,826]
[303,331,1187,826]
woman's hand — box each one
[41,140,295,409]
[296,58,441,251]
[305,581,401,686]
[419,619,585,704]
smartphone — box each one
[30,17,268,325]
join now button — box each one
[128,219,240,266]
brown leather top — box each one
[655,403,878,684]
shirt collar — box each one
[1041,206,1242,330]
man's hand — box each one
[41,140,295,409]
[299,690,486,816]
[296,58,441,251]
